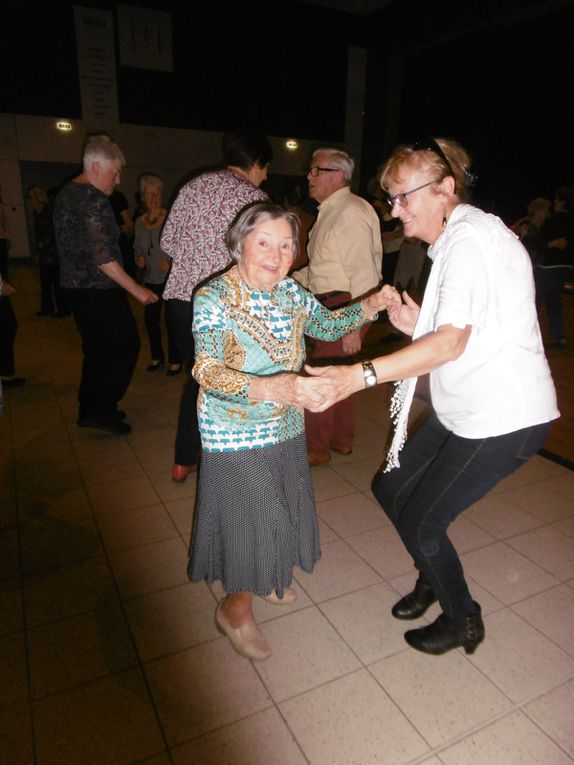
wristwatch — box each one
[361,361,377,388]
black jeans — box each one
[166,298,201,466]
[373,412,551,618]
[143,283,181,364]
[69,289,140,420]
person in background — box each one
[161,129,271,483]
[283,181,314,271]
[0,187,25,388]
[188,201,393,661]
[133,174,181,373]
[28,185,70,318]
[109,188,135,277]
[54,134,157,435]
[292,148,383,467]
[306,137,559,656]
[534,186,574,348]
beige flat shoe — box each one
[215,603,272,661]
[264,587,297,605]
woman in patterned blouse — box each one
[188,202,393,661]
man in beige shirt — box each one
[293,148,383,465]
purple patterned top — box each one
[161,169,268,302]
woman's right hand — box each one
[249,372,332,410]
[387,290,420,336]
[135,256,146,269]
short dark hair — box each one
[225,201,299,264]
[222,130,273,171]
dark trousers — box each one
[166,298,201,466]
[143,283,181,364]
[0,295,17,376]
[69,289,140,420]
[534,266,571,342]
[373,412,550,618]
[39,263,69,315]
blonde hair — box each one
[380,137,473,203]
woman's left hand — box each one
[362,284,401,318]
[303,363,363,412]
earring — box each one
[442,212,448,227]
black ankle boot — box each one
[404,606,485,655]
[392,574,437,620]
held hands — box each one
[341,329,362,356]
[303,363,363,412]
[361,284,402,318]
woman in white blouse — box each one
[307,137,559,656]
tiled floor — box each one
[2,264,574,764]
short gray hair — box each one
[225,202,300,264]
[139,174,164,194]
[83,134,125,170]
[312,148,354,185]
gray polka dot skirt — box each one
[188,433,321,598]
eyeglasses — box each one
[386,180,436,209]
[307,166,340,177]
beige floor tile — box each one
[136,445,175,474]
[316,491,390,538]
[330,456,385,492]
[461,541,559,604]
[447,515,496,553]
[28,605,138,698]
[79,453,146,486]
[370,649,511,748]
[171,707,308,765]
[310,467,358,502]
[24,556,118,627]
[135,755,171,765]
[0,578,23,637]
[164,496,195,538]
[317,515,340,543]
[0,702,34,765]
[467,609,574,703]
[280,669,429,765]
[97,503,180,553]
[125,581,219,661]
[17,487,93,527]
[147,467,197,502]
[319,582,412,664]
[0,632,28,704]
[295,539,381,602]
[127,426,176,454]
[524,678,574,758]
[144,640,272,745]
[553,516,574,537]
[20,513,103,575]
[512,584,574,656]
[464,494,545,539]
[500,482,574,522]
[32,668,165,765]
[109,537,189,600]
[255,607,361,702]
[439,710,573,764]
[346,525,414,580]
[0,531,19,581]
[87,475,161,515]
[506,525,574,580]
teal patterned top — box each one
[193,266,372,452]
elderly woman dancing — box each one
[188,201,392,661]
[307,137,559,656]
